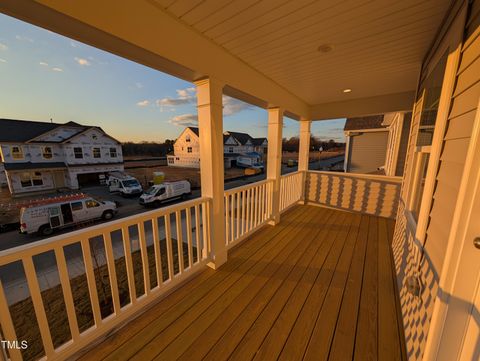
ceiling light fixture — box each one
[317,44,334,53]
[343,88,352,93]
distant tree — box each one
[122,140,174,157]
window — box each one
[32,172,43,186]
[20,172,32,187]
[156,187,166,196]
[74,147,83,159]
[86,199,100,208]
[71,201,83,211]
[186,135,191,142]
[187,147,192,153]
[229,147,234,153]
[168,158,174,164]
[11,146,23,160]
[42,146,53,159]
[109,147,117,158]
[93,147,101,158]
[19,172,43,187]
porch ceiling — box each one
[158,0,451,106]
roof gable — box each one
[224,131,253,145]
[0,118,62,142]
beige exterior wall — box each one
[392,1,480,360]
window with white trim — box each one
[109,147,117,158]
[11,146,23,160]
[42,146,53,159]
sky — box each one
[0,13,346,143]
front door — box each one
[53,171,65,188]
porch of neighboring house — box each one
[79,205,405,361]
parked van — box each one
[20,194,117,236]
[107,172,142,196]
[139,180,191,207]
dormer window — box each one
[42,146,53,159]
[11,146,23,160]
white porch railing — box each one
[0,197,211,361]
[280,171,304,212]
[305,171,402,219]
[224,180,273,248]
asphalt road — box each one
[0,155,344,251]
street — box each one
[0,155,343,305]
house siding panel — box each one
[425,29,480,275]
[392,1,479,360]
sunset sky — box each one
[0,13,346,143]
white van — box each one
[20,195,117,236]
[107,172,142,196]
[139,180,191,207]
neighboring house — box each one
[252,137,268,155]
[167,127,265,168]
[0,118,124,196]
[343,113,411,175]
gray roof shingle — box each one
[344,115,385,131]
[0,118,85,142]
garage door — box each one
[77,172,103,187]
[348,131,389,173]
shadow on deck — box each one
[80,205,406,361]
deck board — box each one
[80,205,406,361]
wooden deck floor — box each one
[80,205,406,361]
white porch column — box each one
[267,107,283,225]
[195,78,226,269]
[298,119,311,203]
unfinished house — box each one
[0,1,478,360]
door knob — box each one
[474,237,480,250]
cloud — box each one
[222,95,253,116]
[15,35,34,43]
[70,41,78,48]
[135,82,143,89]
[0,43,8,51]
[74,57,91,66]
[52,67,63,72]
[136,100,150,107]
[169,114,198,127]
[157,87,196,108]
[0,58,6,63]
[39,61,49,66]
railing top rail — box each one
[280,170,302,178]
[307,170,402,183]
[224,179,273,195]
[0,197,211,265]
